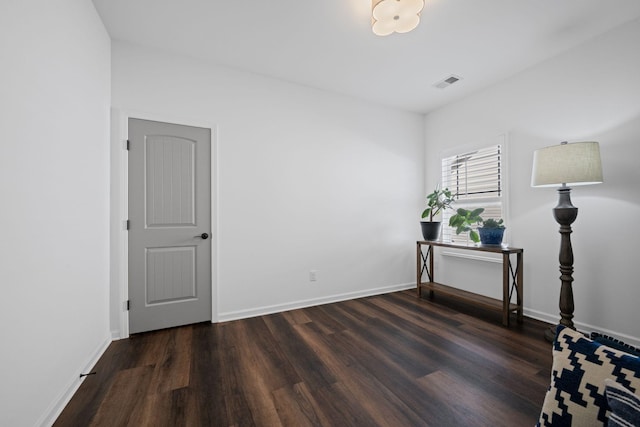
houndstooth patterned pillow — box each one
[536,325,640,427]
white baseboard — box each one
[522,307,558,326]
[36,336,112,427]
[575,321,640,348]
[218,287,638,348]
[218,282,416,322]
[523,308,640,348]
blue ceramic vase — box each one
[478,227,505,245]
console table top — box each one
[416,240,523,254]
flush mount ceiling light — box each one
[372,0,425,36]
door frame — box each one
[112,109,219,339]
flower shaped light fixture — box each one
[372,0,425,36]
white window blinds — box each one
[441,144,504,244]
[442,145,502,201]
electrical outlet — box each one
[309,270,318,282]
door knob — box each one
[195,233,209,239]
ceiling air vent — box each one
[434,74,462,89]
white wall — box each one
[110,42,424,332]
[0,1,111,426]
[424,18,640,345]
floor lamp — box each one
[531,141,603,342]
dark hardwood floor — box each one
[54,290,552,427]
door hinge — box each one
[125,219,130,230]
[125,139,130,150]
[126,300,130,311]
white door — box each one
[128,118,211,334]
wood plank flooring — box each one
[54,290,552,427]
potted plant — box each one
[449,208,506,245]
[477,217,506,245]
[420,186,455,241]
[448,207,484,243]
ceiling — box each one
[92,0,640,114]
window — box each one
[441,138,507,244]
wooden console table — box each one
[416,241,523,326]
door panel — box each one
[128,118,211,334]
[145,135,195,227]
[146,246,196,304]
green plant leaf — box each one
[481,218,505,229]
[449,216,462,227]
[470,230,480,243]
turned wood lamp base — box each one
[544,186,579,343]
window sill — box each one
[441,249,502,264]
